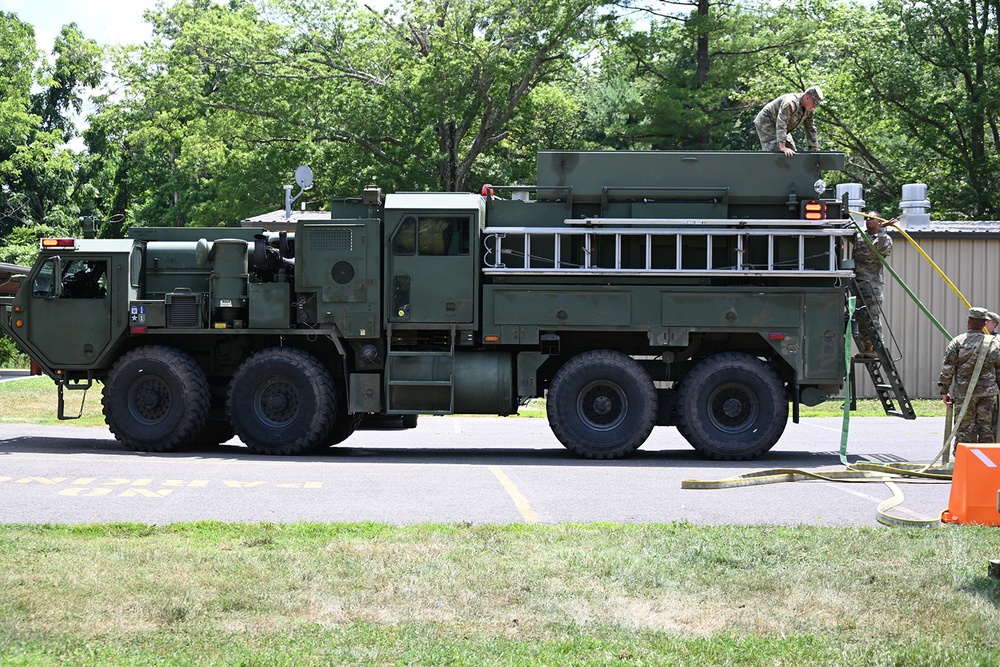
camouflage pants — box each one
[755,124,797,152]
[856,279,883,348]
[951,395,998,444]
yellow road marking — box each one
[488,465,539,524]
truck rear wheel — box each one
[227,347,335,455]
[547,350,657,459]
[102,346,210,452]
[676,352,787,460]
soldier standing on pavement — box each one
[986,311,999,334]
[854,212,894,356]
[938,307,1000,444]
[754,86,824,157]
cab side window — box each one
[61,259,108,298]
[391,216,470,256]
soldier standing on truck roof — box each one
[939,307,1000,444]
[754,86,824,157]
[854,211,894,357]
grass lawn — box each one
[0,379,980,665]
[0,522,998,666]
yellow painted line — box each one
[822,481,936,521]
[802,422,842,433]
[488,465,539,524]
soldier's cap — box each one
[805,86,824,105]
[969,306,990,320]
[989,311,1000,324]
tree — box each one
[594,0,814,150]
[0,14,102,238]
[92,0,608,228]
[841,0,1000,218]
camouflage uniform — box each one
[854,226,892,350]
[754,92,819,152]
[938,314,1000,443]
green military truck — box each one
[1,150,860,460]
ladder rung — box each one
[875,384,893,391]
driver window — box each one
[60,259,108,299]
[391,215,470,256]
[418,217,469,256]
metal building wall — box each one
[864,234,1000,399]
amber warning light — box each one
[803,201,826,220]
[40,238,76,249]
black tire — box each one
[401,414,419,429]
[227,347,335,455]
[676,352,788,460]
[322,384,363,448]
[546,350,657,459]
[102,345,210,452]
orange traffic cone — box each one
[941,444,1000,525]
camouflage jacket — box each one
[753,93,818,148]
[854,229,892,285]
[938,330,1000,398]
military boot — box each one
[862,342,876,357]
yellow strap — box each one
[850,210,971,309]
[680,463,953,527]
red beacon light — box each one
[40,238,76,249]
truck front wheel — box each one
[676,352,787,460]
[227,347,335,455]
[547,350,657,459]
[102,346,210,452]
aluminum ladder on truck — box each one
[481,219,856,278]
[848,278,916,419]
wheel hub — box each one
[577,381,627,431]
[256,382,299,425]
[129,377,171,423]
[708,383,758,432]
[592,395,613,416]
[722,397,743,418]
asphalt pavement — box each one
[0,414,956,527]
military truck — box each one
[1,150,863,460]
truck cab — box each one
[2,239,135,375]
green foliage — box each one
[0,333,29,368]
[0,13,103,265]
[0,223,62,266]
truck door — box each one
[27,255,113,367]
[388,213,475,324]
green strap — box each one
[849,218,951,340]
[840,296,855,465]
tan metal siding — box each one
[869,236,1000,398]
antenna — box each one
[285,165,314,221]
